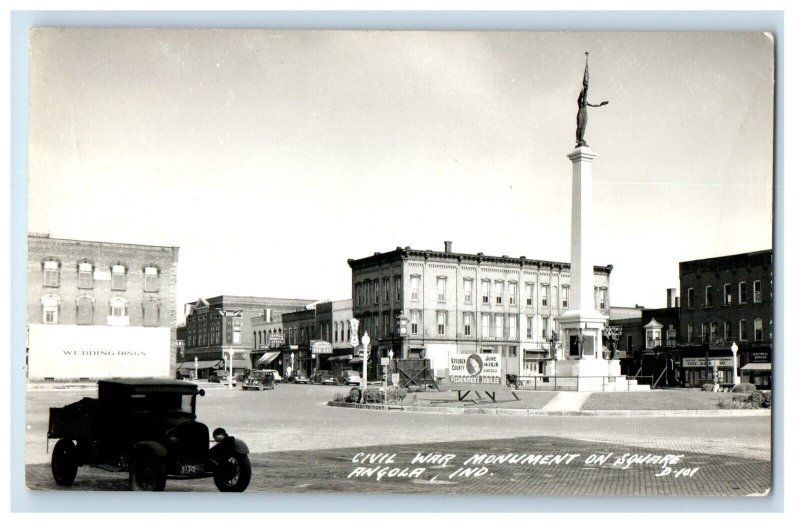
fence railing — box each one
[509,374,654,391]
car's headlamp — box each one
[212,427,228,442]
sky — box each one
[27,29,774,314]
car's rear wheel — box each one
[130,454,167,491]
[51,439,78,486]
[214,453,251,492]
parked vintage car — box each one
[241,370,275,391]
[208,370,236,386]
[311,370,336,385]
[47,378,251,492]
[338,369,361,386]
[290,371,311,384]
[262,369,282,383]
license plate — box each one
[179,464,202,475]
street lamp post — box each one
[731,342,740,385]
[194,356,198,381]
[361,331,371,401]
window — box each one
[383,312,390,336]
[724,320,732,340]
[739,319,748,341]
[701,322,708,341]
[710,321,718,341]
[110,297,128,317]
[42,295,59,324]
[482,314,490,337]
[561,285,569,308]
[143,300,159,327]
[43,260,59,287]
[542,316,551,338]
[411,276,421,301]
[541,284,549,307]
[753,281,762,303]
[754,318,763,341]
[509,283,517,306]
[739,282,747,304]
[144,267,159,292]
[525,283,534,306]
[384,278,390,303]
[233,321,241,344]
[78,263,93,289]
[464,279,473,304]
[437,277,447,302]
[437,311,447,335]
[111,265,127,291]
[495,281,504,304]
[374,279,380,304]
[355,283,362,307]
[494,315,504,338]
[77,296,93,325]
[704,286,713,307]
[723,284,732,306]
[526,316,533,338]
[394,275,401,301]
[481,280,490,304]
[599,287,607,309]
[410,310,420,335]
[509,316,517,339]
[463,313,472,336]
[687,287,695,308]
[687,323,695,342]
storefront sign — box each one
[28,324,170,379]
[446,353,502,385]
[311,340,333,354]
[682,357,734,368]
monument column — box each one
[567,146,597,315]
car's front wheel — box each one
[214,453,252,492]
[51,439,78,486]
[130,454,167,491]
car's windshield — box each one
[129,393,194,414]
[251,371,267,378]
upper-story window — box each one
[494,315,504,338]
[739,319,748,341]
[41,294,60,324]
[754,318,763,342]
[463,312,472,336]
[436,311,447,335]
[373,279,380,304]
[410,310,420,334]
[738,282,748,304]
[383,278,390,303]
[526,283,534,306]
[494,281,504,305]
[508,282,517,306]
[394,275,401,302]
[111,265,127,291]
[437,277,447,302]
[541,284,549,307]
[561,285,569,308]
[723,284,732,306]
[686,287,695,308]
[481,280,490,304]
[143,300,160,327]
[355,283,362,307]
[704,286,713,307]
[43,260,59,287]
[109,297,128,323]
[463,279,473,304]
[753,280,762,303]
[78,263,93,289]
[411,275,421,301]
[144,267,159,292]
[509,315,517,339]
[481,313,490,337]
[599,287,607,309]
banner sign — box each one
[446,353,502,386]
[28,324,170,380]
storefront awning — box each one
[350,358,363,365]
[257,351,281,365]
[741,362,771,371]
[177,360,223,370]
[328,355,352,362]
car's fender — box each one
[210,436,250,458]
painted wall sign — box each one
[28,324,170,379]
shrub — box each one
[333,393,348,403]
[701,384,715,392]
[385,387,408,403]
[347,387,361,403]
[762,391,772,409]
[719,392,763,409]
[732,383,756,393]
[747,391,764,406]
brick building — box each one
[347,242,613,379]
[181,295,314,378]
[26,233,179,381]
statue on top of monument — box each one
[576,52,609,148]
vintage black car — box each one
[241,370,275,391]
[47,378,251,492]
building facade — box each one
[181,295,314,378]
[348,242,613,379]
[26,233,179,381]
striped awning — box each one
[257,351,281,365]
[741,362,771,371]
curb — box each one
[326,401,771,417]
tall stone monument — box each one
[547,53,629,390]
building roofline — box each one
[27,234,180,252]
[347,246,612,274]
[679,249,772,269]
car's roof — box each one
[98,378,199,395]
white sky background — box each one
[27,30,774,313]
